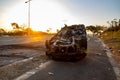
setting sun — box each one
[2,0,80,33]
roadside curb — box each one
[99,39,120,80]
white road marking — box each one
[4,57,33,67]
[14,61,52,80]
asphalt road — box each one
[24,36,117,80]
[0,35,117,80]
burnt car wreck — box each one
[45,24,87,61]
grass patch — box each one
[101,30,120,64]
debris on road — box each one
[48,72,54,75]
[96,53,102,56]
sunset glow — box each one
[2,0,80,32]
[0,0,120,32]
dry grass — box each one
[101,30,120,64]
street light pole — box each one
[25,0,31,35]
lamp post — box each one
[25,0,31,35]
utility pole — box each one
[25,0,31,35]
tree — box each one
[86,25,96,36]
[11,22,30,35]
[86,25,104,36]
[107,19,120,32]
[46,28,52,33]
[0,28,6,35]
[56,29,59,33]
[20,23,27,31]
[11,22,20,30]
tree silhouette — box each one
[56,29,59,33]
[46,28,52,33]
[11,22,19,29]
[107,19,120,31]
[11,23,29,35]
[0,28,6,35]
[86,25,96,33]
[86,25,104,36]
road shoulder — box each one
[100,39,120,80]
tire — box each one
[81,38,87,49]
[45,40,50,49]
[46,51,53,59]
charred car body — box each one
[45,24,87,60]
